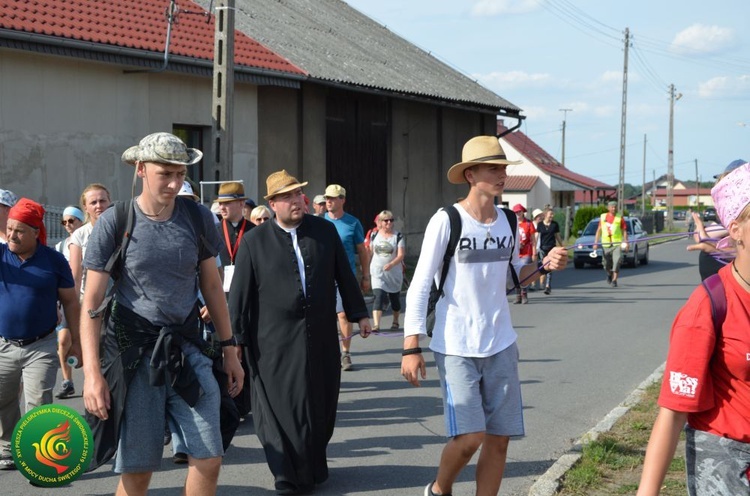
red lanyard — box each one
[222,218,247,264]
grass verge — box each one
[557,381,686,495]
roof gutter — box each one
[309,77,522,116]
[497,113,525,138]
[0,28,307,82]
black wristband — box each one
[218,336,238,347]
[402,347,423,356]
[538,260,551,275]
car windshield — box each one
[583,220,599,236]
[582,218,634,236]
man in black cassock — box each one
[228,170,371,495]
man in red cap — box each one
[512,203,536,304]
[0,198,81,470]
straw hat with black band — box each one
[447,136,521,184]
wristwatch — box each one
[218,336,238,347]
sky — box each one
[343,0,750,187]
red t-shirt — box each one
[658,264,750,442]
[517,218,536,258]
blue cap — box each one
[714,159,747,179]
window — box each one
[172,125,206,182]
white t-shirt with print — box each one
[404,204,524,357]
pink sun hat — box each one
[710,161,750,249]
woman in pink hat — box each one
[638,162,750,495]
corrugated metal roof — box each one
[0,0,306,76]
[192,0,520,113]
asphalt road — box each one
[1,237,700,495]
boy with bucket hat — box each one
[79,132,244,492]
[402,136,568,496]
[228,170,371,493]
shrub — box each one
[573,206,607,234]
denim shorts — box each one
[434,343,525,438]
[114,342,222,473]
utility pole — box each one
[694,158,700,210]
[666,84,681,231]
[641,134,646,214]
[617,28,630,214]
[559,108,572,167]
[212,0,235,185]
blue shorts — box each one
[434,343,525,438]
[114,342,223,473]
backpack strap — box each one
[701,273,726,338]
[89,200,133,318]
[436,206,462,296]
[178,197,217,261]
[501,207,520,290]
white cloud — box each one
[470,0,540,16]
[670,24,737,55]
[698,75,750,99]
[599,71,623,84]
[475,70,552,89]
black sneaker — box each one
[55,381,75,399]
[424,481,452,496]
[543,286,551,295]
[611,280,618,288]
[173,452,188,464]
[163,425,172,446]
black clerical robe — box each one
[228,214,368,491]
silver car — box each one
[573,217,650,269]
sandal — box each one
[390,323,400,330]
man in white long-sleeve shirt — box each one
[401,135,568,496]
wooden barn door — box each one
[326,90,388,229]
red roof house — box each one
[498,122,615,212]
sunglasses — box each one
[61,219,79,226]
[381,219,394,223]
[258,217,270,222]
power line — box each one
[537,0,622,50]
[630,41,668,93]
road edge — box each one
[527,362,666,496]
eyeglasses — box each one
[61,219,79,226]
[381,219,394,223]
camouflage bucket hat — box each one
[121,132,203,166]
